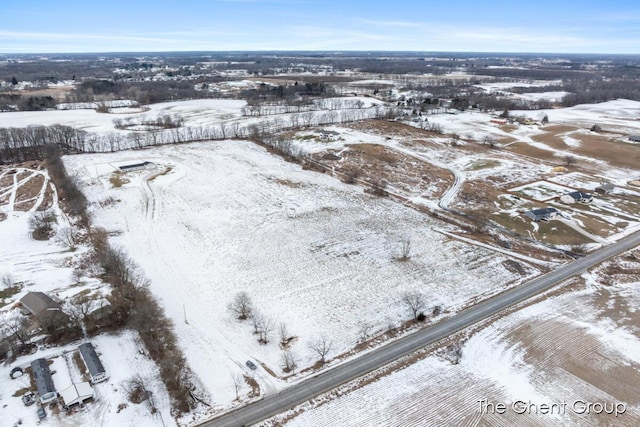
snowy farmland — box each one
[260,257,640,427]
[64,139,543,412]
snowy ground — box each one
[0,99,247,134]
[261,264,640,427]
[63,139,543,415]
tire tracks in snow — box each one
[138,170,280,398]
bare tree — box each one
[258,317,273,345]
[357,321,373,343]
[564,154,576,167]
[308,335,332,364]
[231,372,244,401]
[1,273,14,289]
[482,135,498,148]
[278,322,291,347]
[445,342,463,365]
[281,350,298,374]
[251,311,264,335]
[4,315,30,350]
[402,291,426,320]
[57,226,79,250]
[123,374,155,412]
[396,237,411,261]
[29,211,56,240]
[228,292,253,320]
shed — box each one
[594,183,615,195]
[60,382,94,408]
[78,342,107,383]
[31,358,57,404]
[525,207,559,222]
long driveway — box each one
[202,229,640,427]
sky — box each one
[1,0,640,54]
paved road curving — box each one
[201,230,640,427]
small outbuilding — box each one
[595,183,615,195]
[78,342,108,384]
[31,358,57,404]
[560,191,593,204]
[60,382,94,408]
[118,161,155,172]
[629,135,640,143]
[525,207,559,222]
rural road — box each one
[201,230,640,427]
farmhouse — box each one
[59,382,94,408]
[629,135,640,142]
[78,342,108,383]
[525,207,559,222]
[118,161,155,172]
[20,291,68,326]
[31,358,57,404]
[595,182,615,195]
[559,191,593,204]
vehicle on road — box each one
[245,360,257,370]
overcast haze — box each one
[2,0,640,54]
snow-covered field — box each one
[63,139,542,413]
[0,99,246,134]
[261,267,640,427]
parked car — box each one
[245,360,257,370]
[21,392,35,406]
[37,407,46,420]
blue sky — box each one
[1,0,640,53]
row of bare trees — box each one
[41,147,200,415]
[229,292,334,373]
[1,104,392,163]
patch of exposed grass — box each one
[13,387,30,397]
[109,172,130,188]
[465,159,501,171]
[0,284,22,301]
[492,212,591,245]
[148,166,173,182]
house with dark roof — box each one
[20,292,68,328]
[629,135,640,143]
[559,191,593,204]
[525,207,559,222]
[78,342,107,384]
[31,358,57,404]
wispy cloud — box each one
[356,19,421,28]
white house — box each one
[560,191,593,204]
